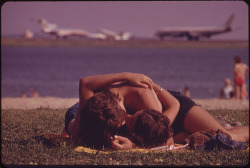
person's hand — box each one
[111,135,135,150]
[125,72,153,89]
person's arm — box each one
[78,72,153,108]
[111,135,175,150]
[165,136,174,145]
[152,83,180,125]
[71,72,153,140]
[245,64,249,76]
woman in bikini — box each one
[62,72,249,149]
[234,56,249,99]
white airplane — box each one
[155,14,235,41]
[86,32,107,40]
[99,29,132,41]
[36,18,89,39]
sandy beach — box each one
[1,97,78,110]
[1,97,249,111]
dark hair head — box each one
[80,89,126,148]
[184,86,189,91]
[234,56,241,63]
[131,109,173,148]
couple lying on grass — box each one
[60,72,249,149]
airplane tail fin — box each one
[37,18,57,32]
[224,14,234,28]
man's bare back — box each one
[233,56,249,99]
[234,63,249,80]
[110,84,162,114]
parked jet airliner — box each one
[155,14,235,41]
[36,18,132,40]
[36,18,89,39]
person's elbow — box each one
[79,77,90,89]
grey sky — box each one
[1,1,248,40]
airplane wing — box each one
[99,29,132,40]
[99,29,117,36]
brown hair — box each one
[80,88,126,148]
[234,56,242,63]
[131,109,173,148]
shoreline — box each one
[1,97,249,111]
[1,38,249,48]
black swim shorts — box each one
[168,90,197,135]
[65,102,79,135]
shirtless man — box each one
[234,56,249,99]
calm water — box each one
[1,46,249,99]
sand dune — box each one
[1,97,249,111]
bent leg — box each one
[235,85,241,99]
[183,106,249,142]
[239,85,243,99]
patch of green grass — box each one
[1,108,249,166]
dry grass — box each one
[1,108,249,166]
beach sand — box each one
[1,97,249,111]
[1,97,78,110]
